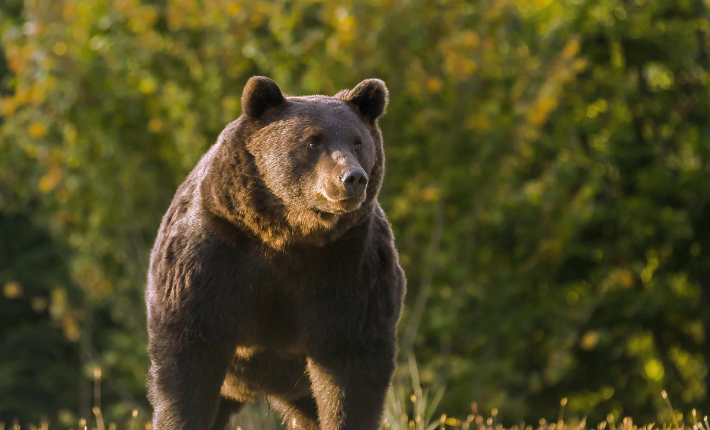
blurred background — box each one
[1,0,709,427]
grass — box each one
[2,359,705,430]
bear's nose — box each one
[341,168,368,195]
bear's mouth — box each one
[311,197,362,224]
[312,209,338,222]
[318,190,365,213]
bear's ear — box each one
[340,79,389,122]
[241,76,285,118]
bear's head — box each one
[206,77,389,249]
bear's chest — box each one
[239,240,365,289]
[233,244,368,347]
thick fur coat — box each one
[146,77,406,430]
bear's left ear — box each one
[241,76,285,118]
[340,79,389,122]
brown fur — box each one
[146,77,405,430]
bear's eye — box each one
[353,139,362,149]
[305,135,323,149]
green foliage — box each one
[1,0,709,426]
[0,214,81,424]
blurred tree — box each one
[0,214,82,424]
[404,0,710,422]
[0,0,708,425]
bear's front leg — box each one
[306,336,396,430]
[148,328,235,430]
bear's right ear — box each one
[241,76,285,118]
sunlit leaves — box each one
[37,158,61,193]
[3,280,23,298]
[1,0,709,424]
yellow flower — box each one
[53,41,68,56]
[148,117,163,133]
[28,121,47,138]
[3,281,23,299]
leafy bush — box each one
[1,0,709,425]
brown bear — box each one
[146,76,406,430]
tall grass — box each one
[2,358,705,430]
[383,356,446,430]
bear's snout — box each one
[340,168,368,196]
